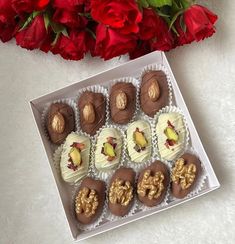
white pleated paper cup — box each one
[153,105,190,163]
[138,63,173,120]
[76,85,109,138]
[91,124,127,181]
[41,98,79,147]
[106,77,140,128]
[71,174,107,232]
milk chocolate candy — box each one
[78,91,106,136]
[171,153,201,199]
[47,103,75,144]
[110,82,136,124]
[75,177,106,224]
[137,161,170,207]
[140,71,169,117]
[108,167,135,216]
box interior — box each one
[30,51,220,241]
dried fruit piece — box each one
[51,112,65,134]
[148,81,160,102]
[83,102,95,124]
[134,129,148,148]
[115,91,127,110]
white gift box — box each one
[30,51,220,241]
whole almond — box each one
[148,81,160,102]
[51,112,65,134]
[83,102,95,124]
[115,91,127,110]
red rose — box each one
[11,0,50,14]
[91,0,142,34]
[0,0,16,42]
[53,0,88,11]
[139,9,160,40]
[53,9,88,29]
[183,4,218,42]
[95,24,137,60]
[52,30,95,60]
[15,15,47,50]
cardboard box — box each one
[30,51,220,241]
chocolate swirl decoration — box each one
[78,91,106,136]
[110,82,136,124]
[140,71,169,118]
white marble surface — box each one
[0,1,235,243]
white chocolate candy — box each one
[60,132,90,184]
[127,120,152,163]
[156,112,186,161]
[95,128,122,171]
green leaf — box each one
[50,22,66,34]
[147,0,172,8]
[169,9,184,30]
[179,0,191,9]
[43,13,50,30]
[19,11,41,31]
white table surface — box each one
[0,1,234,243]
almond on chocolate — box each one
[78,91,106,136]
[110,82,136,124]
[140,71,169,118]
[47,103,75,144]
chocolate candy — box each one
[78,91,106,136]
[47,103,75,144]
[137,161,170,207]
[171,153,201,199]
[75,177,106,224]
[140,71,169,117]
[108,167,136,216]
[110,82,136,124]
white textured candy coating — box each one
[60,133,90,183]
[156,112,186,161]
[95,128,122,171]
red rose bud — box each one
[174,18,194,46]
[52,30,95,60]
[15,15,47,50]
[11,0,50,14]
[95,24,137,60]
[183,4,218,42]
[53,9,88,29]
[0,0,17,42]
[149,14,174,52]
[91,0,142,34]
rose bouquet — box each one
[0,0,218,61]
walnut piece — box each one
[75,187,99,217]
[148,80,160,102]
[51,112,65,134]
[83,102,95,124]
[115,91,127,110]
[172,158,196,190]
[137,170,165,200]
[109,178,133,206]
